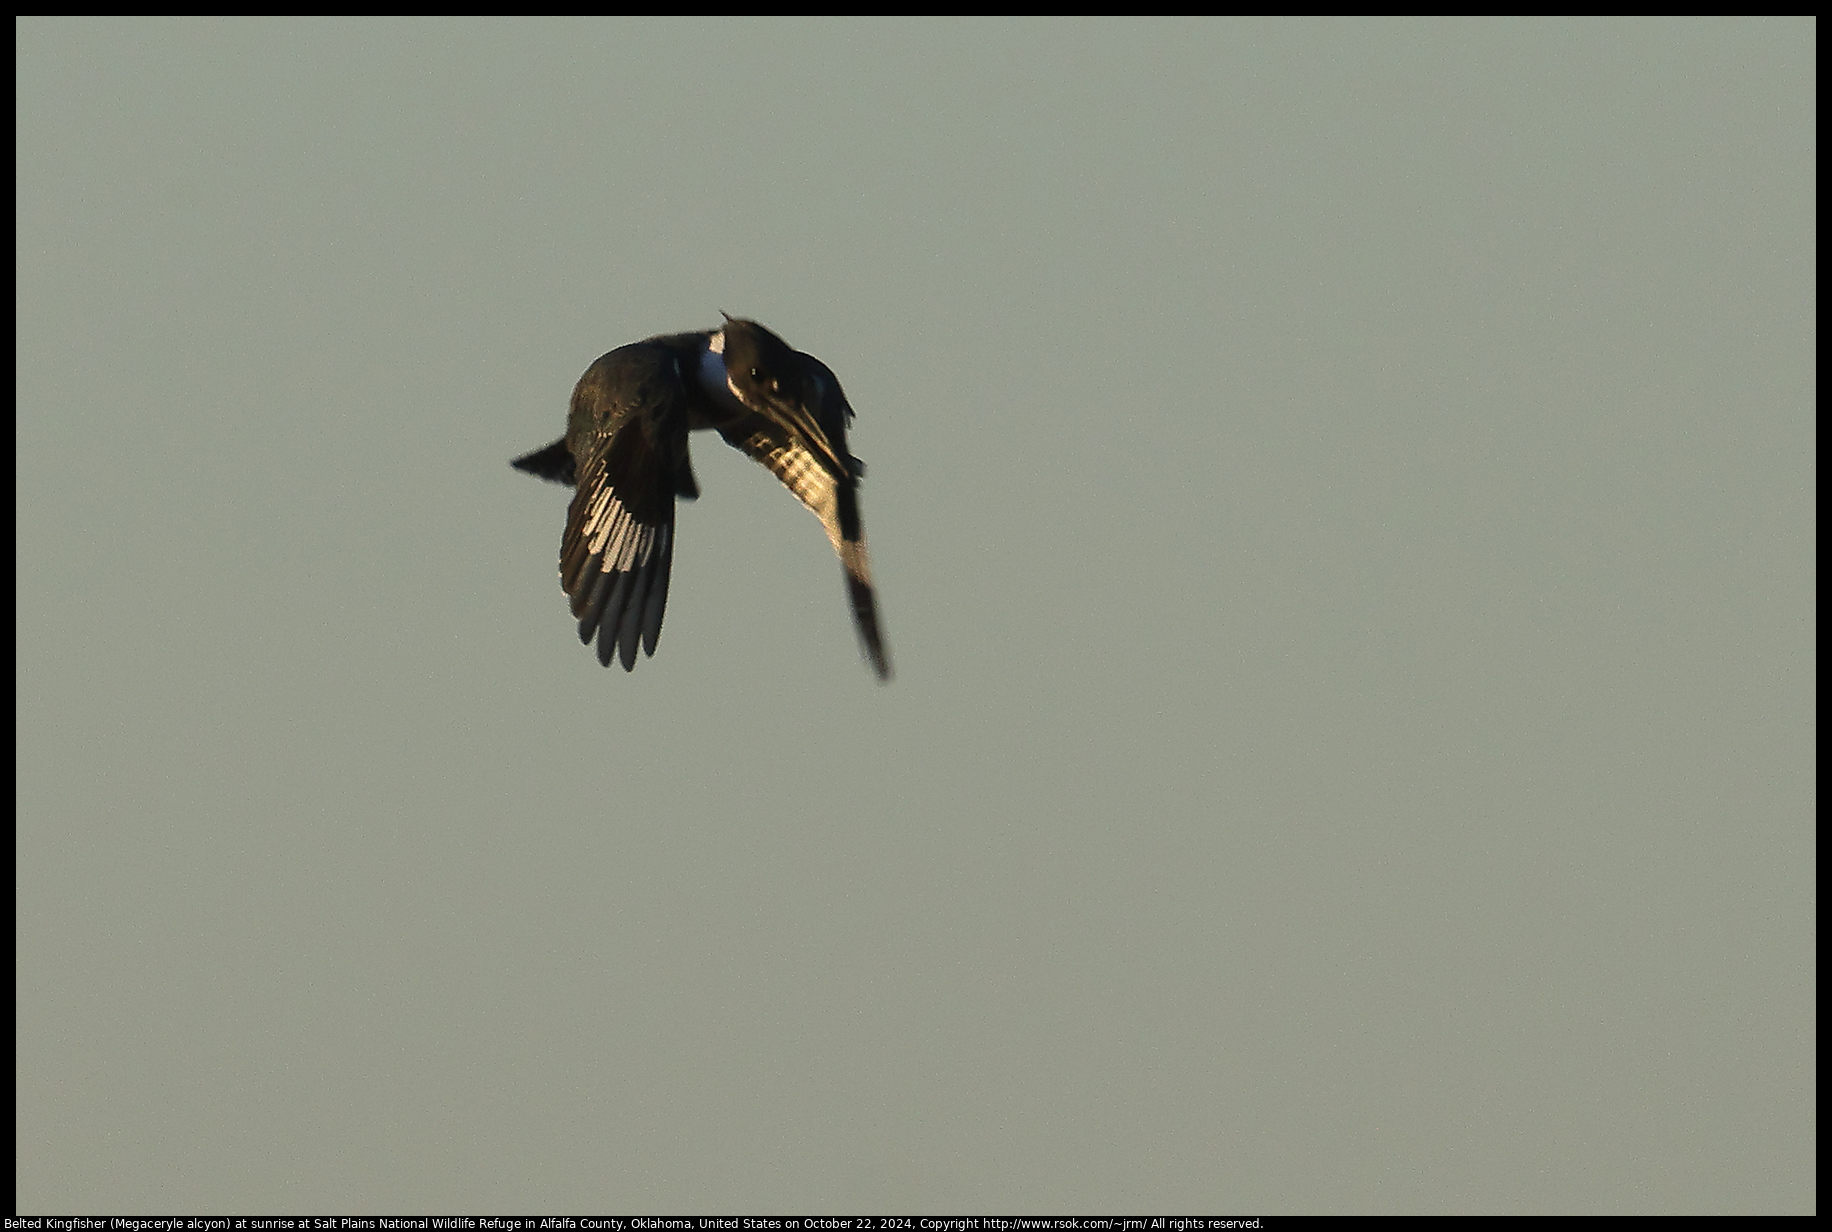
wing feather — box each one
[557,346,690,671]
[719,415,892,680]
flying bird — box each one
[512,317,891,680]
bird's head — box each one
[715,316,856,475]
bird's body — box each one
[513,318,891,680]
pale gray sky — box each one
[16,17,1814,1213]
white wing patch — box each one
[581,486,663,572]
[739,432,845,554]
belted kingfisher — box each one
[513,317,892,680]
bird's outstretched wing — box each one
[558,349,693,671]
[718,413,892,680]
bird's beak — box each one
[727,365,849,476]
[773,387,850,476]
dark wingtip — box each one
[640,529,673,656]
[845,569,893,682]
